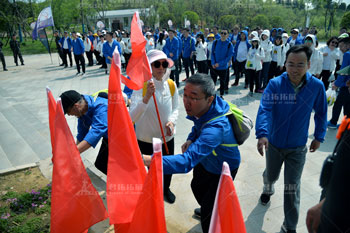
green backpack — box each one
[206,101,253,145]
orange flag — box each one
[107,49,147,226]
[127,138,167,233]
[209,162,247,233]
[46,87,56,155]
[50,99,108,233]
[121,11,152,90]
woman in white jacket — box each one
[259,29,272,90]
[195,34,208,74]
[304,35,323,78]
[268,35,284,81]
[130,49,179,204]
[319,36,340,89]
[83,34,93,66]
[245,37,265,96]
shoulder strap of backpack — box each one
[142,80,175,97]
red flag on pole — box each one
[209,162,247,233]
[46,87,56,155]
[127,138,167,233]
[107,49,147,226]
[50,99,108,233]
[121,11,152,90]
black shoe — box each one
[76,72,80,76]
[225,90,228,94]
[21,63,24,66]
[164,189,176,204]
[60,63,64,66]
[105,70,108,74]
[260,193,271,205]
[70,64,73,67]
[64,65,68,68]
[220,95,224,99]
[193,208,201,219]
[16,63,18,66]
[281,225,296,233]
[4,68,8,71]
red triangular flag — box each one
[46,87,56,155]
[50,99,108,233]
[122,11,152,90]
[127,138,167,233]
[107,49,147,226]
[209,162,247,233]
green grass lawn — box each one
[2,38,57,56]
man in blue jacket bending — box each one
[143,73,241,233]
[255,45,327,233]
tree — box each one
[217,15,236,29]
[269,16,283,28]
[339,2,346,10]
[340,12,350,28]
[252,14,269,29]
[182,11,199,28]
[159,13,175,29]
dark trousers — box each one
[138,138,174,192]
[86,51,93,66]
[101,55,107,68]
[170,59,180,87]
[183,57,194,79]
[319,70,332,90]
[74,54,85,73]
[225,67,230,90]
[207,60,215,82]
[211,69,227,96]
[334,60,341,80]
[95,138,109,174]
[93,50,102,64]
[268,61,283,82]
[178,54,182,73]
[63,49,73,66]
[0,51,6,70]
[330,87,350,125]
[234,60,247,84]
[259,62,271,89]
[231,57,237,76]
[57,48,64,64]
[124,53,131,68]
[191,163,238,233]
[246,69,260,92]
[13,50,24,65]
[197,60,207,74]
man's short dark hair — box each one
[186,73,215,98]
[286,45,312,62]
[168,29,175,33]
[183,28,190,32]
[106,32,113,36]
[213,26,219,30]
[339,37,350,44]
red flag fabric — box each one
[107,48,147,225]
[46,87,56,155]
[209,162,247,233]
[50,99,108,233]
[127,138,167,233]
[121,11,152,90]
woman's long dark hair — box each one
[196,34,205,46]
[158,33,165,45]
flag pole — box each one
[152,93,169,154]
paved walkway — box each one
[0,53,340,233]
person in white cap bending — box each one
[129,49,179,204]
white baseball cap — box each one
[147,49,174,68]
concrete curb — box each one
[0,162,39,175]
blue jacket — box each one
[255,72,327,148]
[287,35,303,45]
[233,30,251,62]
[77,95,108,148]
[88,35,94,43]
[214,33,221,40]
[163,37,179,60]
[59,37,72,50]
[71,38,85,55]
[335,51,350,88]
[163,96,241,174]
[102,40,122,64]
[177,36,182,57]
[182,36,196,58]
[211,39,234,70]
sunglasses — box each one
[331,41,338,45]
[221,32,227,35]
[305,39,313,43]
[153,60,169,68]
[291,32,298,34]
